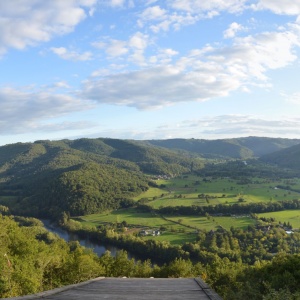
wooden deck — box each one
[6,277,222,300]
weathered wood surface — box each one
[6,277,222,300]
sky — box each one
[1,0,300,146]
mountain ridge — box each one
[1,136,299,218]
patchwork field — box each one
[136,176,300,208]
[74,176,300,245]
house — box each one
[140,229,160,236]
[140,230,149,236]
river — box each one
[41,220,124,258]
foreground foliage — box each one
[2,214,300,299]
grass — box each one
[75,207,255,245]
[74,176,300,246]
[142,232,197,246]
[76,208,197,245]
[132,187,166,201]
[165,215,255,231]
[77,208,170,228]
[258,210,300,229]
[143,176,300,209]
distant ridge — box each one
[144,136,300,159]
[260,142,300,170]
[0,136,299,218]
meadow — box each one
[74,175,300,245]
[258,210,300,229]
[138,176,300,208]
[76,209,255,245]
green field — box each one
[135,176,300,209]
[74,176,300,245]
[75,208,255,245]
[75,208,199,245]
[258,210,300,229]
[133,187,166,200]
[165,215,255,231]
[77,209,171,228]
[142,232,197,245]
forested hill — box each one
[0,136,299,219]
[145,136,300,159]
[0,138,203,218]
[260,143,300,170]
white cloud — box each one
[53,81,70,89]
[194,115,300,137]
[93,38,129,57]
[129,32,149,50]
[81,115,300,140]
[81,63,241,110]
[281,91,300,105]
[0,87,94,134]
[106,40,129,57]
[33,121,97,132]
[92,32,149,64]
[162,49,179,56]
[145,0,159,5]
[169,0,247,14]
[157,115,300,139]
[140,5,167,21]
[138,5,199,32]
[83,25,300,109]
[105,0,135,8]
[254,0,300,15]
[138,1,248,33]
[223,22,244,39]
[212,29,300,81]
[51,47,93,61]
[148,48,179,65]
[109,0,126,7]
[0,0,97,55]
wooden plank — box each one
[194,278,223,300]
[6,278,222,300]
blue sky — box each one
[1,0,300,146]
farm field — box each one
[76,208,174,228]
[165,215,255,231]
[75,208,198,245]
[132,187,166,200]
[74,175,300,245]
[142,232,197,245]
[75,210,255,245]
[136,176,300,209]
[258,210,300,229]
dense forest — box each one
[2,137,300,299]
[2,211,300,299]
[0,138,206,218]
[1,137,300,219]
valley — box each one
[2,136,300,299]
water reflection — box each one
[41,220,120,257]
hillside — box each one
[233,136,300,156]
[260,143,300,170]
[1,136,300,219]
[69,138,204,174]
[0,138,203,218]
[145,136,300,159]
